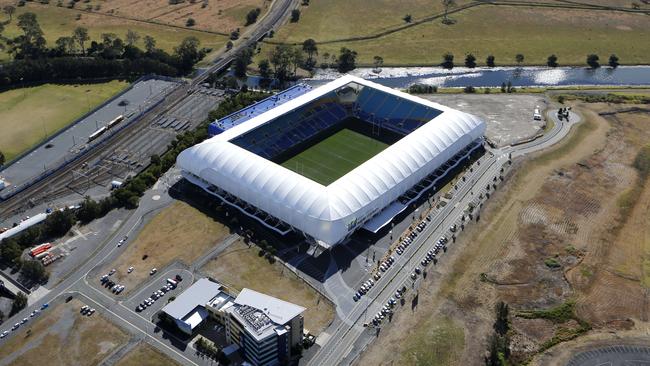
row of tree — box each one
[440,52,621,69]
[233,39,358,85]
[0,12,207,87]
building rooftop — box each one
[162,278,222,319]
[234,288,305,325]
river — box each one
[301,65,650,89]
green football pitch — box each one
[281,128,389,185]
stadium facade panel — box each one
[178,75,486,249]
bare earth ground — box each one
[78,0,268,33]
[105,201,230,294]
[115,342,180,366]
[201,240,335,335]
[0,299,128,366]
[358,102,650,365]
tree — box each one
[337,47,357,73]
[373,55,384,71]
[500,82,506,93]
[608,54,619,68]
[269,44,294,83]
[441,52,454,69]
[258,59,271,79]
[233,47,253,77]
[3,5,15,21]
[515,53,524,65]
[403,14,412,23]
[245,8,261,25]
[486,55,495,67]
[13,12,47,58]
[72,27,89,55]
[0,151,5,166]
[465,53,476,68]
[302,38,318,63]
[290,9,300,22]
[547,54,558,67]
[494,301,509,335]
[20,260,49,284]
[186,18,196,27]
[77,196,100,224]
[586,54,600,68]
[54,36,75,55]
[11,292,27,316]
[144,35,156,53]
[43,209,75,237]
[442,0,456,24]
[174,36,204,72]
[291,46,304,75]
[125,29,140,46]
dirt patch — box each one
[201,240,334,335]
[105,201,230,294]
[83,0,269,33]
[0,299,129,366]
[115,342,179,366]
[358,103,650,365]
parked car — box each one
[150,268,157,275]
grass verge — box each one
[399,316,465,365]
[0,81,128,163]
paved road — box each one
[0,1,298,363]
[308,107,581,366]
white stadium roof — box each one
[177,75,486,248]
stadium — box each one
[177,75,486,250]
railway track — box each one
[0,0,297,220]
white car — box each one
[87,308,96,315]
[12,323,20,330]
[127,266,134,273]
[150,268,157,275]
[0,331,8,338]
[109,269,116,276]
[21,318,28,324]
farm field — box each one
[280,127,389,185]
[115,342,179,366]
[0,299,129,366]
[64,0,269,34]
[359,101,650,365]
[0,80,127,163]
[0,3,228,60]
[265,1,650,66]
[201,240,335,335]
[105,201,230,293]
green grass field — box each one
[280,128,388,185]
[0,81,128,163]
[263,1,650,66]
[0,4,228,61]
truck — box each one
[110,180,123,190]
[34,251,50,260]
[30,243,52,257]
